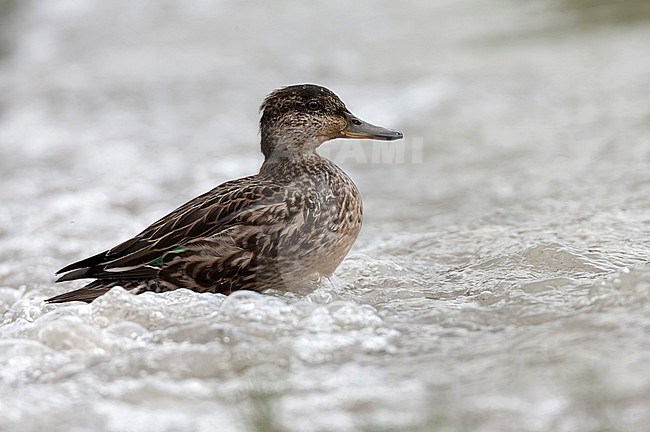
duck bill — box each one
[340,112,403,141]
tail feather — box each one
[46,279,151,303]
[46,282,114,303]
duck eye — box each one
[307,100,320,110]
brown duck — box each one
[47,84,403,303]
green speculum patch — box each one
[148,246,187,267]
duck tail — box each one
[46,280,122,303]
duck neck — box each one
[260,130,324,162]
[260,121,328,160]
[259,148,324,178]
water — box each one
[1,1,649,431]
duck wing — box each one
[55,176,293,283]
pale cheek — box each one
[324,117,346,135]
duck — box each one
[46,84,403,303]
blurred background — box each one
[0,1,649,431]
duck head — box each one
[259,84,403,160]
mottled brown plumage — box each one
[47,84,402,303]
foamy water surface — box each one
[1,1,649,431]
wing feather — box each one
[56,176,292,282]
